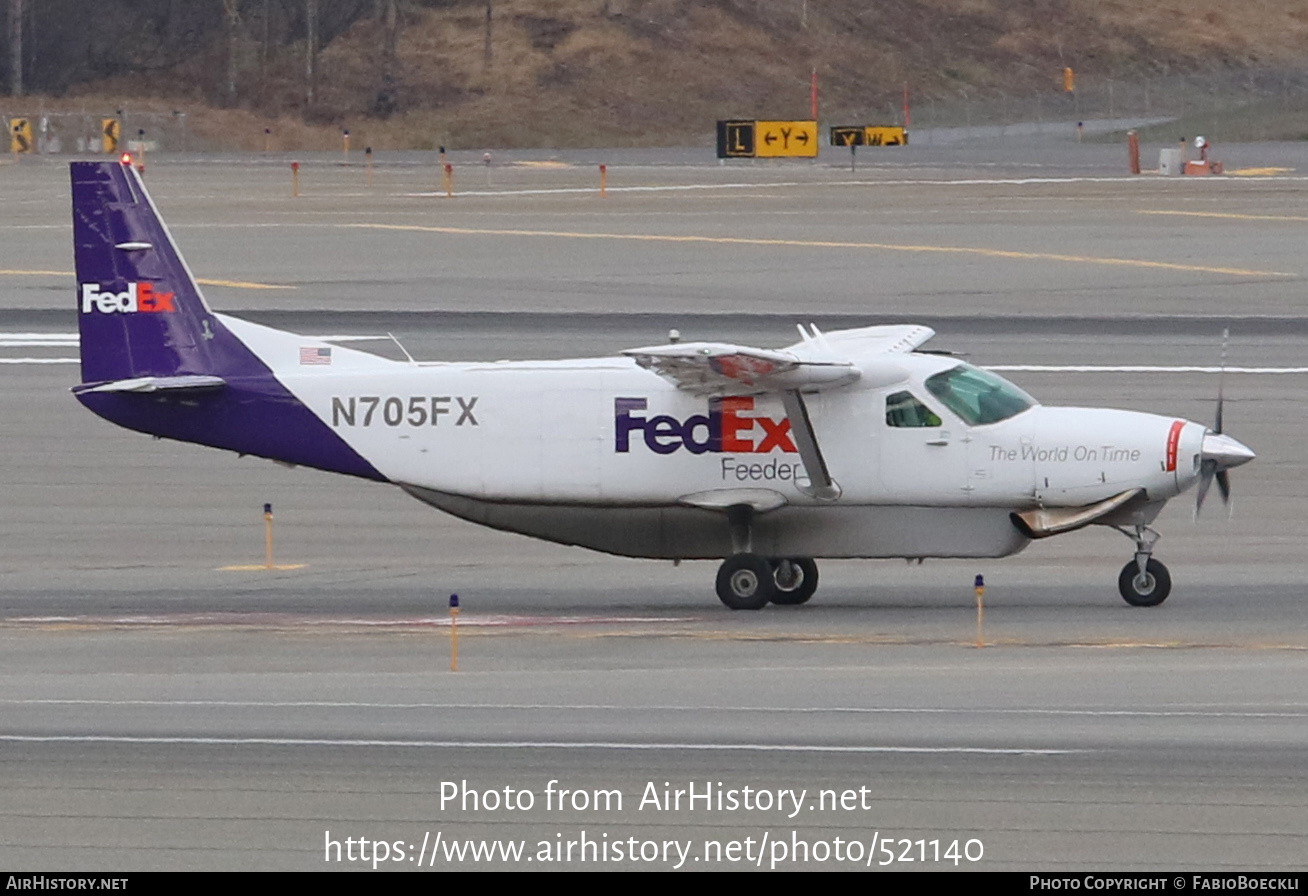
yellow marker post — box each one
[449,594,460,671]
[291,161,300,197]
[264,503,274,569]
[974,574,985,648]
[264,127,271,154]
[343,128,350,157]
[599,164,607,198]
[365,146,373,187]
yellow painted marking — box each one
[513,160,571,169]
[474,627,1308,651]
[1229,167,1293,176]
[219,564,307,571]
[348,224,1292,278]
[196,278,294,290]
[0,269,294,289]
[1139,209,1308,223]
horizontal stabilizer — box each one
[73,374,227,395]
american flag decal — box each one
[300,346,332,366]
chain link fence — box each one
[893,67,1308,145]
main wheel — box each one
[716,554,775,610]
[1118,558,1171,607]
[770,558,819,606]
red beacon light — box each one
[119,152,133,166]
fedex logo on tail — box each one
[80,282,176,314]
[615,396,797,455]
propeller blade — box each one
[1216,469,1231,504]
[1215,328,1228,434]
[1195,462,1214,515]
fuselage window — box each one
[886,391,942,428]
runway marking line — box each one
[0,269,294,290]
[5,614,1301,650]
[218,564,307,571]
[1139,210,1308,223]
[0,734,1078,755]
[346,223,1293,279]
[989,365,1308,374]
[8,699,1306,719]
[4,613,695,629]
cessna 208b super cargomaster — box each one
[71,159,1255,610]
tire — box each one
[715,554,775,610]
[769,558,819,606]
[1118,558,1171,607]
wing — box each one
[623,324,935,502]
[620,341,858,396]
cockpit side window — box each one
[886,391,942,428]
[924,363,1036,426]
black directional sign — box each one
[830,126,864,147]
[716,120,756,159]
[831,125,908,147]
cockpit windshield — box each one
[924,363,1036,426]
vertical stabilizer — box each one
[72,160,251,385]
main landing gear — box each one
[1115,524,1171,607]
[714,505,820,610]
[715,554,820,610]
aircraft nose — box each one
[1201,431,1255,471]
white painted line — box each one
[989,365,1308,374]
[0,332,78,340]
[0,357,78,364]
[5,699,1301,719]
[0,734,1077,754]
[9,613,691,627]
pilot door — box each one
[878,389,970,503]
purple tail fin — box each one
[72,160,248,384]
[70,160,386,481]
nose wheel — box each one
[1114,524,1171,607]
[1118,557,1171,606]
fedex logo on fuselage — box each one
[80,282,175,314]
[615,396,797,455]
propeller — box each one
[1196,329,1254,515]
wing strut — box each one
[781,390,841,501]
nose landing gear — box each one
[1114,524,1171,607]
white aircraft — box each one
[71,159,1254,610]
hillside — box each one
[6,0,1308,149]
